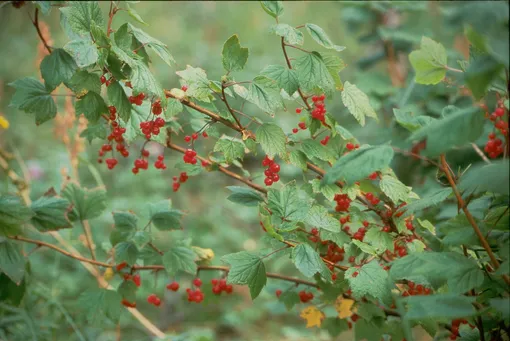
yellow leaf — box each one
[103,268,114,281]
[192,246,215,262]
[0,116,9,129]
[300,306,325,328]
[335,296,355,319]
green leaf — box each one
[323,145,394,185]
[234,76,283,114]
[323,318,350,337]
[176,66,211,102]
[305,23,345,52]
[293,52,335,94]
[400,294,476,320]
[0,195,33,236]
[9,78,57,125]
[79,289,122,324]
[260,64,299,95]
[355,320,384,341]
[222,35,249,72]
[256,123,287,158]
[80,122,107,143]
[59,1,104,36]
[379,175,412,205]
[309,179,341,201]
[0,272,26,306]
[130,61,163,98]
[117,279,138,302]
[267,182,309,223]
[323,54,346,90]
[364,228,394,254]
[62,183,107,221]
[222,251,267,299]
[30,196,72,232]
[300,139,335,163]
[34,1,52,15]
[289,150,308,171]
[107,81,132,122]
[260,1,284,18]
[151,209,183,231]
[227,186,265,207]
[459,160,509,196]
[305,205,340,232]
[75,91,108,123]
[113,212,138,232]
[345,262,392,304]
[490,298,510,318]
[390,252,484,293]
[270,24,303,45]
[408,107,484,157]
[63,37,98,68]
[393,108,435,132]
[465,55,504,100]
[397,188,451,217]
[409,36,447,85]
[163,245,197,276]
[0,240,25,284]
[352,239,378,256]
[68,70,101,95]
[279,291,301,310]
[291,243,329,278]
[341,81,378,126]
[214,137,245,163]
[126,4,148,26]
[321,230,351,247]
[128,24,174,66]
[90,21,109,47]
[115,242,139,265]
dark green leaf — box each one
[162,245,197,276]
[293,52,335,94]
[62,183,107,221]
[0,240,25,284]
[0,195,33,236]
[79,289,122,324]
[393,108,435,132]
[151,209,183,231]
[465,55,504,100]
[400,294,476,320]
[129,24,174,66]
[267,182,309,223]
[213,137,245,163]
[261,64,299,95]
[80,122,107,143]
[115,242,139,265]
[397,188,452,217]
[305,23,345,51]
[305,205,340,232]
[291,243,329,278]
[30,196,72,232]
[69,70,101,95]
[59,1,104,36]
[233,76,283,114]
[226,186,265,207]
[107,81,132,122]
[64,37,98,68]
[345,262,392,304]
[40,49,78,91]
[222,251,267,299]
[75,91,108,123]
[459,160,509,196]
[113,211,138,232]
[9,78,57,125]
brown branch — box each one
[280,37,311,110]
[392,146,444,170]
[166,140,267,194]
[80,220,96,261]
[32,8,52,54]
[221,83,243,129]
[440,155,510,287]
[106,1,117,38]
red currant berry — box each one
[295,108,302,114]
[193,278,202,287]
[166,281,179,291]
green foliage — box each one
[255,123,286,158]
[62,183,107,221]
[9,78,57,125]
[226,186,265,207]
[409,37,447,85]
[222,251,267,299]
[30,196,72,232]
[291,243,329,278]
[222,35,249,73]
[341,82,378,126]
[305,23,345,52]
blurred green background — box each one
[0,1,500,340]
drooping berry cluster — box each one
[311,94,327,123]
[172,172,188,192]
[261,155,281,186]
[401,281,431,297]
[345,142,360,152]
[211,278,233,295]
[100,72,114,87]
[298,290,314,303]
[483,104,508,159]
[147,293,161,306]
[186,288,205,303]
[166,281,179,291]
[139,117,165,140]
[129,92,146,105]
[364,192,380,205]
[334,194,351,212]
[183,149,198,164]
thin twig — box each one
[80,220,96,261]
[471,143,491,164]
[280,37,311,110]
[445,65,464,73]
[221,83,243,130]
[392,146,444,170]
[284,43,311,53]
[440,155,510,287]
[32,8,52,54]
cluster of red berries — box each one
[386,241,408,258]
[261,155,281,186]
[394,202,407,218]
[129,92,145,105]
[334,194,351,212]
[211,278,234,295]
[139,118,165,140]
[166,281,179,291]
[298,290,314,303]
[154,155,166,170]
[320,135,330,146]
[183,149,198,165]
[405,217,414,231]
[364,192,380,205]
[483,105,508,159]
[151,100,163,115]
[402,281,431,297]
[100,73,114,87]
[352,226,367,241]
[311,94,327,123]
[345,142,361,152]
[292,121,307,133]
[147,294,162,306]
[324,242,345,264]
[449,319,474,340]
[186,278,205,303]
[172,172,188,192]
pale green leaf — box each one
[341,81,378,126]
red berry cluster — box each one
[298,290,314,303]
[405,217,414,231]
[385,240,408,258]
[334,194,351,212]
[211,278,233,295]
[186,288,204,303]
[121,298,137,308]
[183,149,198,164]
[364,192,380,205]
[402,281,431,297]
[139,117,165,140]
[484,105,508,158]
[394,202,407,218]
[345,142,360,151]
[311,94,327,123]
[172,172,189,192]
[262,155,281,186]
[320,135,330,146]
[100,72,114,87]
[352,227,367,241]
[129,92,145,105]
[166,281,179,291]
[147,293,161,307]
[368,172,378,180]
[324,243,345,264]
[449,319,474,340]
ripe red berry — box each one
[116,262,128,271]
[311,228,319,236]
[202,131,208,138]
[264,177,273,186]
[109,106,117,115]
[192,133,199,140]
[351,314,359,322]
[193,278,202,287]
[167,281,180,291]
[133,274,141,287]
[312,95,319,102]
[495,107,505,117]
[292,128,299,134]
[295,108,302,114]
[298,122,307,130]
[362,220,369,227]
[269,163,280,173]
[346,142,355,151]
[181,85,188,92]
[352,271,359,278]
[121,299,136,308]
[100,75,106,84]
[275,289,282,298]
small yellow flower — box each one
[0,116,9,129]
